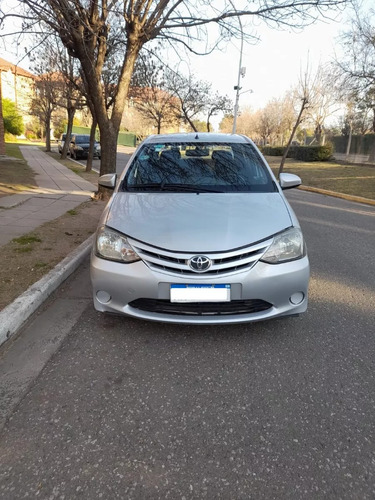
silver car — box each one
[91,133,310,324]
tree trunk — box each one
[345,123,352,157]
[0,72,6,156]
[61,107,75,159]
[315,124,323,145]
[96,122,119,198]
[278,98,308,178]
[45,109,52,152]
[86,116,97,172]
[206,112,212,132]
[82,42,140,179]
[186,115,197,132]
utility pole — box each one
[232,12,244,135]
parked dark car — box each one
[69,134,101,160]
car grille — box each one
[129,299,272,316]
[128,238,272,276]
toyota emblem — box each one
[188,255,212,273]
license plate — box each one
[170,284,230,303]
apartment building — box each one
[0,57,35,126]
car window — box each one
[75,135,90,144]
[124,142,276,193]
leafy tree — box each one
[191,120,208,132]
[219,114,234,134]
[2,98,24,136]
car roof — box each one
[142,133,252,144]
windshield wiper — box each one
[126,183,223,193]
[160,184,223,193]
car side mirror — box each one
[279,173,302,190]
[98,173,117,189]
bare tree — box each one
[335,4,375,159]
[278,64,320,176]
[304,66,341,145]
[1,0,348,189]
[130,53,178,134]
[205,93,232,132]
[254,96,297,146]
[165,71,211,132]
[30,50,63,152]
[32,36,85,158]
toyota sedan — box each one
[90,133,310,324]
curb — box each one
[299,186,375,206]
[0,235,94,347]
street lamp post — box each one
[232,12,244,135]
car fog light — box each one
[96,290,111,304]
[290,292,305,305]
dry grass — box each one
[0,144,37,198]
[266,156,375,201]
[0,198,106,310]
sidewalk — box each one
[0,146,96,246]
[0,146,98,345]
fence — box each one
[331,134,375,155]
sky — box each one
[0,0,360,128]
[185,14,348,113]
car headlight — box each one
[95,226,140,263]
[76,146,83,151]
[261,227,305,264]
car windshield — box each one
[123,142,276,193]
[75,135,90,144]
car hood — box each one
[105,192,293,252]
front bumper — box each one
[90,252,310,325]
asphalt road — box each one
[76,145,134,175]
[1,190,375,499]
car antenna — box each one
[195,134,199,139]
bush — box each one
[2,99,24,136]
[262,143,334,161]
[261,146,285,156]
[293,143,333,161]
[25,130,38,140]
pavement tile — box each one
[0,216,26,226]
[10,219,41,227]
[0,194,33,208]
[0,146,97,250]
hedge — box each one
[293,144,333,161]
[261,143,333,161]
